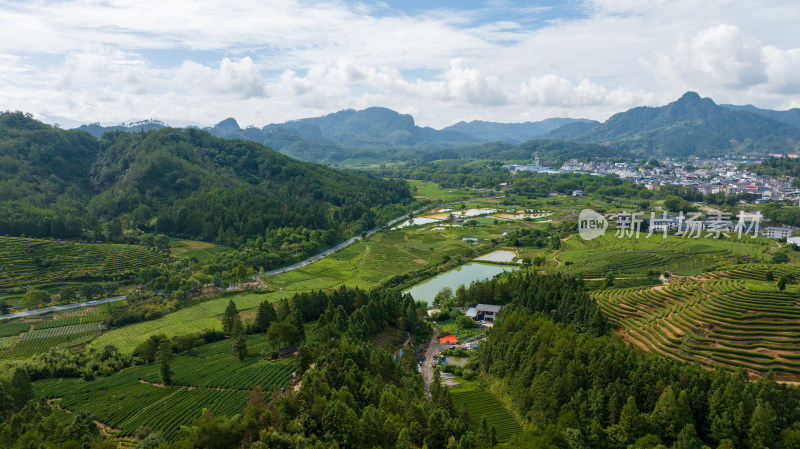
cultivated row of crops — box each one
[559,250,673,278]
[58,381,251,440]
[450,387,521,441]
[0,236,166,292]
[594,278,800,378]
[702,263,800,282]
[34,337,297,440]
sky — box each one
[1,0,799,129]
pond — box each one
[392,217,441,229]
[404,262,518,305]
[474,250,517,263]
[445,356,468,366]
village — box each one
[560,157,800,204]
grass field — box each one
[91,291,282,353]
[595,276,800,380]
[406,180,486,201]
[35,335,295,440]
[450,382,521,442]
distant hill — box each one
[544,92,800,158]
[77,119,167,138]
[423,139,630,163]
[442,118,597,143]
[720,103,800,128]
[0,112,412,264]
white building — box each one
[762,227,792,240]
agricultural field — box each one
[406,180,485,201]
[91,292,278,353]
[594,277,800,380]
[170,239,233,263]
[34,335,296,440]
[0,236,167,298]
[3,196,563,357]
[0,306,107,357]
[0,321,104,358]
[449,383,521,442]
[558,233,773,278]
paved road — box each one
[422,328,442,398]
[0,296,126,320]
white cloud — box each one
[655,24,800,99]
[178,57,265,99]
[657,25,767,90]
[2,0,800,128]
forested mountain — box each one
[721,103,800,127]
[442,118,596,143]
[544,92,800,158]
[0,112,412,263]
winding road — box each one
[0,296,126,320]
[2,194,508,321]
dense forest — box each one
[0,112,412,265]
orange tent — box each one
[439,335,458,345]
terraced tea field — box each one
[450,385,521,441]
[0,236,168,294]
[34,335,296,440]
[559,234,771,277]
[595,278,800,379]
[701,263,800,281]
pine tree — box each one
[674,423,702,449]
[478,416,489,444]
[459,402,470,427]
[430,370,442,403]
[155,340,173,385]
[9,368,33,410]
[255,300,277,332]
[233,317,248,361]
[618,396,643,444]
[222,299,238,334]
[293,310,306,343]
[748,399,777,449]
[489,426,498,447]
[778,276,787,292]
[651,385,680,440]
[604,271,615,289]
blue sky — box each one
[0,0,799,128]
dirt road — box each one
[422,328,442,398]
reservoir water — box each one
[404,262,518,305]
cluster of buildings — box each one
[615,212,792,240]
[559,158,800,204]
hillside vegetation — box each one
[0,112,412,262]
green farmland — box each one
[35,335,296,440]
[450,383,521,442]
[595,276,800,380]
[0,236,167,299]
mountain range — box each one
[73,92,800,162]
[544,92,800,158]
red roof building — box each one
[439,335,458,345]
